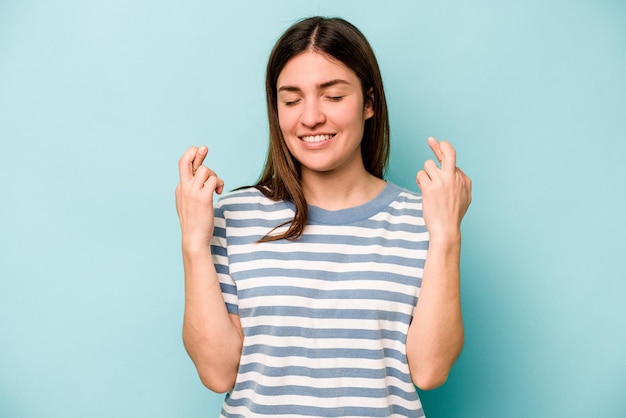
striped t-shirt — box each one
[211,181,429,417]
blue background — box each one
[1,1,625,417]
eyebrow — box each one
[277,79,351,93]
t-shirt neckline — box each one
[296,181,400,225]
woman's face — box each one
[276,51,374,178]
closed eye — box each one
[326,96,344,102]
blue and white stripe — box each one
[212,182,428,417]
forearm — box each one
[182,245,243,393]
[406,234,464,390]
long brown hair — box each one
[256,17,390,241]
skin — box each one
[409,136,472,389]
[275,51,384,208]
[175,145,242,393]
[175,51,472,392]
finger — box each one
[192,165,213,188]
[204,175,219,194]
[458,168,473,194]
[205,176,226,196]
[193,166,224,194]
[456,167,470,184]
[439,140,457,174]
[423,159,439,178]
[415,170,429,191]
[427,137,444,166]
[192,145,208,174]
[178,146,199,182]
[215,178,225,195]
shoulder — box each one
[214,186,293,219]
[385,182,423,210]
[369,182,426,230]
[215,186,267,208]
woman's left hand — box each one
[416,137,472,241]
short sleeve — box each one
[211,202,239,315]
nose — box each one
[300,99,326,128]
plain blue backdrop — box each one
[1,1,625,417]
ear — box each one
[364,87,375,120]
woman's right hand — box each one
[175,146,224,251]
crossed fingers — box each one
[178,145,224,194]
[426,136,456,174]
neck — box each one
[300,165,386,211]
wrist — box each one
[182,243,215,277]
[427,227,461,246]
[181,237,213,256]
[427,230,462,258]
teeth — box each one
[301,134,334,143]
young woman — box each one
[176,16,471,417]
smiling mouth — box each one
[300,134,336,143]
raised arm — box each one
[175,145,243,393]
[406,137,472,390]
